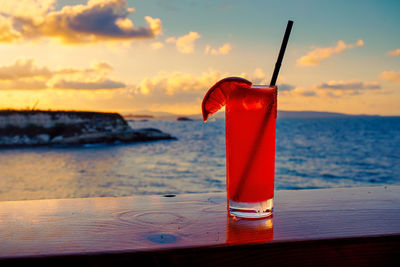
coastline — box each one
[0,110,176,148]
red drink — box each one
[201,78,278,218]
[226,85,277,218]
[202,20,292,219]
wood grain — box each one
[0,186,399,265]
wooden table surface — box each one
[0,186,399,265]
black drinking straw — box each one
[270,20,293,86]
[232,20,293,202]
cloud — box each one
[387,49,400,56]
[166,32,201,54]
[50,61,126,90]
[316,80,380,90]
[204,43,232,55]
[285,87,317,97]
[54,61,114,76]
[0,79,48,90]
[0,58,52,90]
[0,14,22,42]
[381,71,400,83]
[279,84,296,91]
[0,58,125,90]
[299,90,316,97]
[0,0,56,17]
[150,41,164,50]
[90,61,114,73]
[53,79,125,90]
[297,40,364,66]
[0,59,52,80]
[0,0,162,43]
[136,69,221,96]
[312,80,381,97]
[134,68,262,97]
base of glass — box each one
[228,198,273,219]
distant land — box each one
[122,110,383,120]
[124,114,154,119]
[0,110,175,147]
[277,110,381,118]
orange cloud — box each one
[381,71,400,83]
[0,16,22,42]
[0,0,162,44]
[136,69,221,96]
[0,59,51,80]
[166,32,201,54]
[297,40,364,66]
[387,49,400,56]
[0,59,51,90]
[204,43,232,55]
[0,80,48,90]
[0,58,125,90]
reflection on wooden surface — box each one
[226,216,273,245]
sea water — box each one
[0,117,399,201]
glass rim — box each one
[251,85,277,89]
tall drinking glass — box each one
[202,20,292,219]
[226,85,277,219]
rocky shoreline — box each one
[0,110,175,147]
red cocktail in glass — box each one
[226,85,277,218]
[202,20,292,219]
[202,78,277,218]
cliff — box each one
[0,110,175,147]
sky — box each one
[0,0,399,115]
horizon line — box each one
[2,108,399,117]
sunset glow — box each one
[0,0,399,115]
